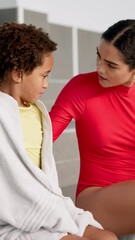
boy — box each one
[0,22,117,240]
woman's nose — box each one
[96,61,105,74]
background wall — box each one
[0,0,135,202]
[0,0,134,32]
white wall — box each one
[40,0,135,32]
[1,0,135,32]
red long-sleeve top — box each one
[50,71,135,197]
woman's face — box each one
[96,39,135,88]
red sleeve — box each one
[49,75,87,141]
[49,105,72,141]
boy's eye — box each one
[44,75,48,79]
[96,51,100,58]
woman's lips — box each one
[98,75,107,81]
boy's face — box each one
[17,53,54,106]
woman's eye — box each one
[107,63,116,69]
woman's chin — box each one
[99,79,110,88]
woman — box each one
[49,19,135,237]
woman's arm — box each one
[50,104,73,141]
[50,75,86,141]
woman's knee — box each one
[60,234,88,240]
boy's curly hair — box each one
[0,22,57,81]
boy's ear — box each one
[11,69,22,83]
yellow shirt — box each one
[19,103,43,168]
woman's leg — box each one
[83,225,118,240]
[76,180,135,237]
[60,235,88,240]
[60,226,118,240]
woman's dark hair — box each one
[0,22,57,81]
[101,19,135,69]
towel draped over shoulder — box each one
[0,92,102,240]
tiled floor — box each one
[119,235,135,240]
